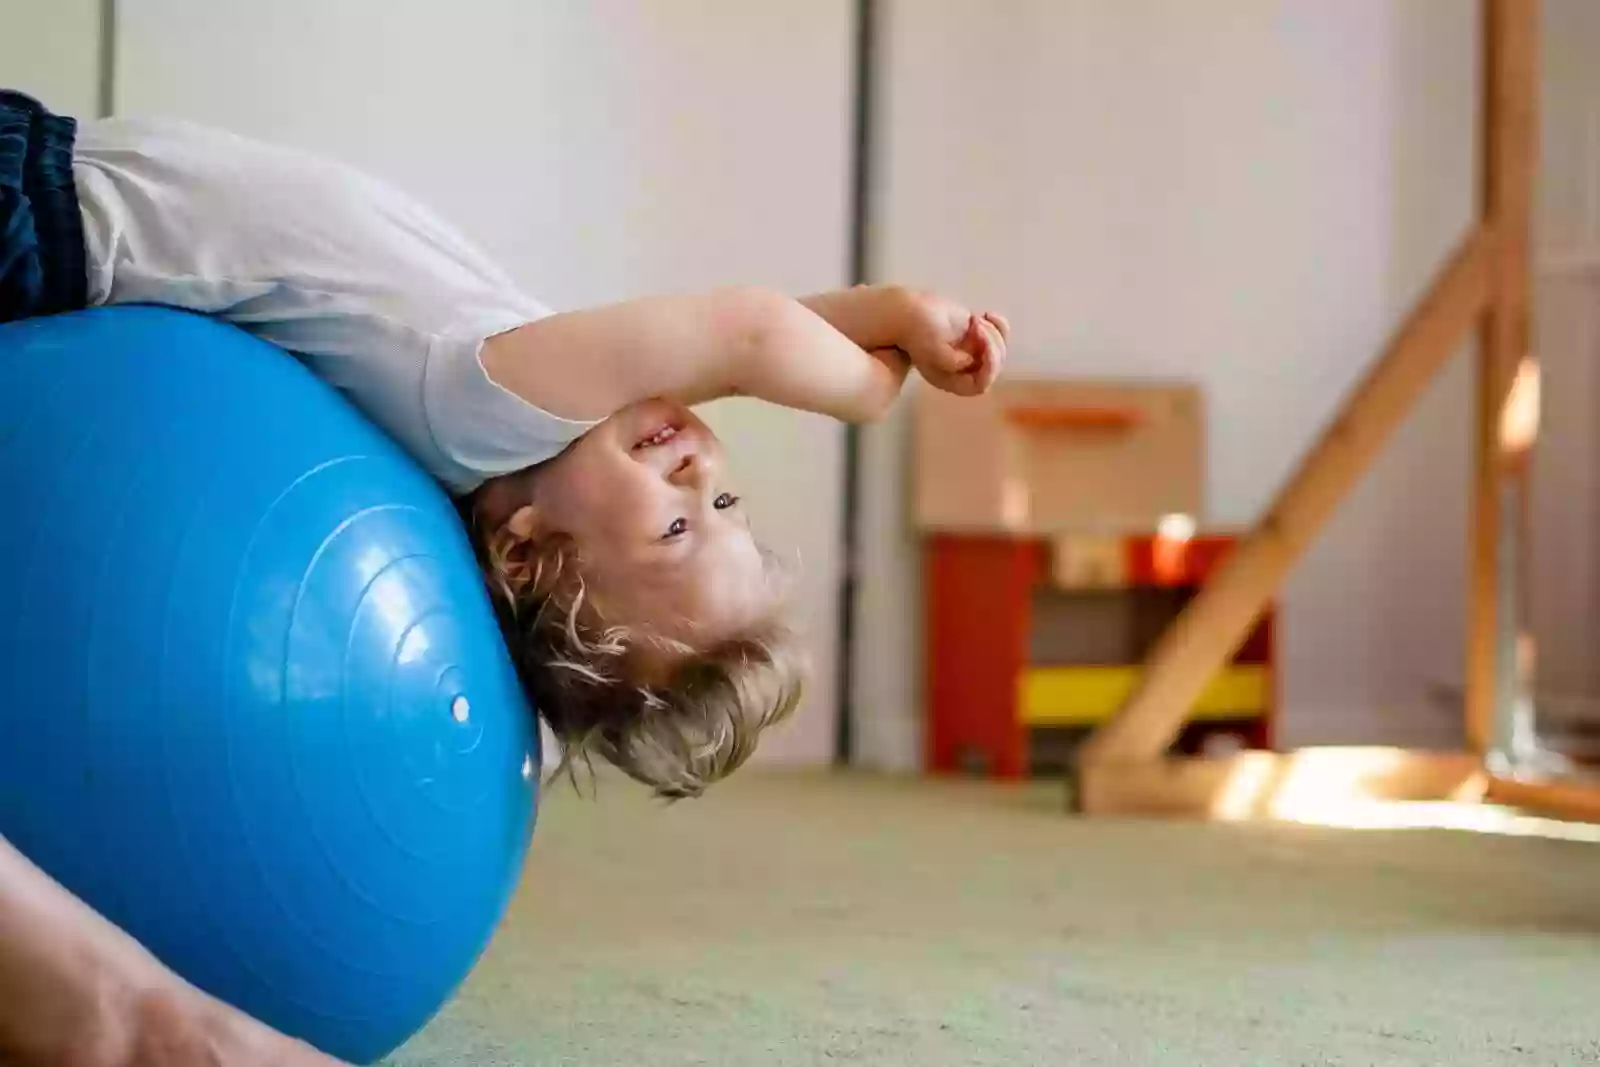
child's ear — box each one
[507,504,540,541]
[482,503,547,596]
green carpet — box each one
[388,771,1600,1066]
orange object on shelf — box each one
[1003,405,1143,433]
[1126,532,1241,587]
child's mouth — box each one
[633,424,680,450]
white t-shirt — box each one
[70,115,596,495]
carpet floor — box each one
[387,770,1600,1066]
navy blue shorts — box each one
[0,90,88,323]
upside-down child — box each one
[0,89,1010,799]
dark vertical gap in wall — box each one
[836,0,878,766]
[96,0,117,117]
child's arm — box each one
[479,284,1007,424]
[799,285,1009,399]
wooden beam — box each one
[1466,0,1540,753]
[1078,230,1493,764]
[1075,749,1488,820]
[1486,774,1600,823]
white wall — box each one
[858,0,1600,769]
[114,0,854,766]
[2,0,100,115]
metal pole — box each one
[97,0,117,118]
[835,0,878,766]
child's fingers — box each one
[983,311,1011,341]
[944,371,985,397]
[975,342,999,392]
[955,314,994,360]
[972,319,1004,392]
[918,311,1006,397]
[960,313,985,352]
[925,361,981,397]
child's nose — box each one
[667,452,709,487]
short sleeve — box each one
[422,321,600,494]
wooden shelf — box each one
[924,530,1278,778]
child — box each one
[0,89,1009,799]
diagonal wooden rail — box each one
[1078,231,1492,764]
[1078,0,1539,769]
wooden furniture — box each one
[915,379,1203,536]
[925,530,1276,779]
[914,379,1277,778]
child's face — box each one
[526,399,772,651]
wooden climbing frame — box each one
[1071,0,1600,824]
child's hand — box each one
[898,293,1009,397]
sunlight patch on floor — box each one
[1266,797,1600,841]
[1197,747,1600,841]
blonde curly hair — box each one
[461,498,808,800]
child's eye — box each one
[663,517,688,539]
[714,493,739,510]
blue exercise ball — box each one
[0,307,539,1064]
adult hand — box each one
[0,835,349,1067]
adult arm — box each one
[0,835,347,1067]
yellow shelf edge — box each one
[1020,664,1270,726]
